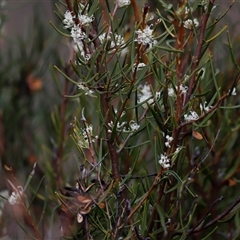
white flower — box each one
[78,14,94,26]
[129,120,140,131]
[175,146,182,154]
[183,18,199,29]
[137,85,161,108]
[165,135,174,148]
[185,7,192,16]
[74,123,94,148]
[99,32,125,51]
[114,109,126,118]
[73,40,93,61]
[138,84,154,108]
[63,10,75,29]
[158,153,171,169]
[184,110,199,121]
[179,84,188,94]
[116,0,131,8]
[99,32,112,43]
[77,83,94,96]
[200,101,212,113]
[71,24,86,42]
[229,87,237,96]
[108,120,139,133]
[201,0,208,12]
[135,25,157,48]
[8,186,23,205]
[108,121,127,133]
[133,62,146,71]
[168,84,188,97]
[111,34,125,48]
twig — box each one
[186,196,240,236]
[131,0,140,23]
[55,66,70,189]
[180,93,228,128]
[186,196,225,238]
[185,1,215,104]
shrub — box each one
[1,0,240,239]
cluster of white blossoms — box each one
[185,6,193,16]
[135,25,157,49]
[137,84,161,108]
[62,3,128,61]
[62,7,94,61]
[158,153,171,169]
[200,101,212,113]
[108,120,140,133]
[77,82,94,96]
[165,134,174,148]
[183,18,199,30]
[114,109,126,118]
[8,186,23,205]
[63,8,94,30]
[62,10,75,29]
[184,110,199,121]
[72,122,98,149]
[99,32,125,52]
[158,147,182,169]
[168,84,188,97]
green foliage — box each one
[0,0,240,239]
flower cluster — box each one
[158,153,171,169]
[165,135,174,148]
[99,32,125,52]
[62,10,75,29]
[72,119,98,149]
[184,110,199,121]
[185,7,193,16]
[77,82,95,96]
[137,84,161,108]
[108,120,140,133]
[200,101,212,113]
[62,5,126,61]
[78,124,97,148]
[168,84,188,97]
[183,18,199,29]
[62,7,94,61]
[135,25,157,49]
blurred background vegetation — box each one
[0,0,240,239]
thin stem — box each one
[56,68,69,189]
[131,0,140,23]
[185,1,215,104]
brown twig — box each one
[131,0,140,23]
[184,196,240,237]
[55,66,70,189]
[185,1,215,104]
[124,169,163,226]
[180,92,228,128]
